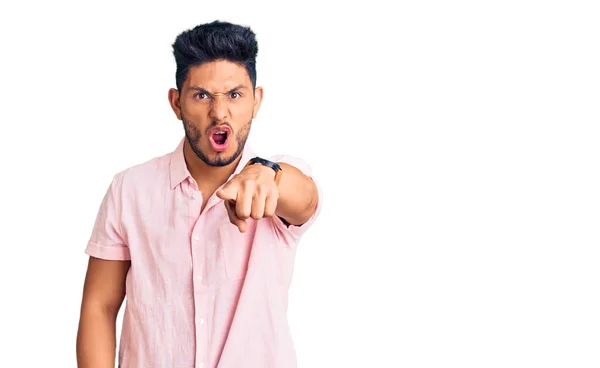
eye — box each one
[230,91,241,99]
[195,92,209,99]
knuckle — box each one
[254,183,267,195]
[241,179,256,189]
[238,208,250,219]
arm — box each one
[272,162,318,226]
[76,256,130,368]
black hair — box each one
[172,20,258,92]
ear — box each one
[168,88,182,120]
[252,86,264,119]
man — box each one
[76,20,321,368]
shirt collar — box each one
[169,137,256,190]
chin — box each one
[199,145,241,167]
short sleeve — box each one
[268,154,323,241]
[84,174,131,261]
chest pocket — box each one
[218,223,255,280]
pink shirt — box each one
[85,138,322,368]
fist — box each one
[216,164,279,232]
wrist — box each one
[244,157,283,185]
[257,163,276,180]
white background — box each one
[1,1,599,367]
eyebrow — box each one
[189,85,246,95]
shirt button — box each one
[199,318,205,324]
[192,192,197,199]
[194,235,199,241]
[199,363,204,368]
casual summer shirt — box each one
[85,138,322,368]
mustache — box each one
[205,122,233,135]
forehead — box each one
[184,60,250,91]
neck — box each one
[183,140,243,189]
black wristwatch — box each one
[245,157,283,185]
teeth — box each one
[215,131,226,135]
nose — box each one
[209,95,229,122]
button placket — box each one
[186,185,208,367]
[190,194,211,368]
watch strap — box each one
[244,157,283,185]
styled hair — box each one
[172,20,258,91]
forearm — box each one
[76,308,118,368]
[275,162,318,226]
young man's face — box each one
[169,60,263,167]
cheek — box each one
[184,106,205,118]
[183,108,210,126]
[183,99,210,115]
[231,102,255,119]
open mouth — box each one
[213,131,227,145]
[209,127,231,152]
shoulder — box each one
[108,151,172,195]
